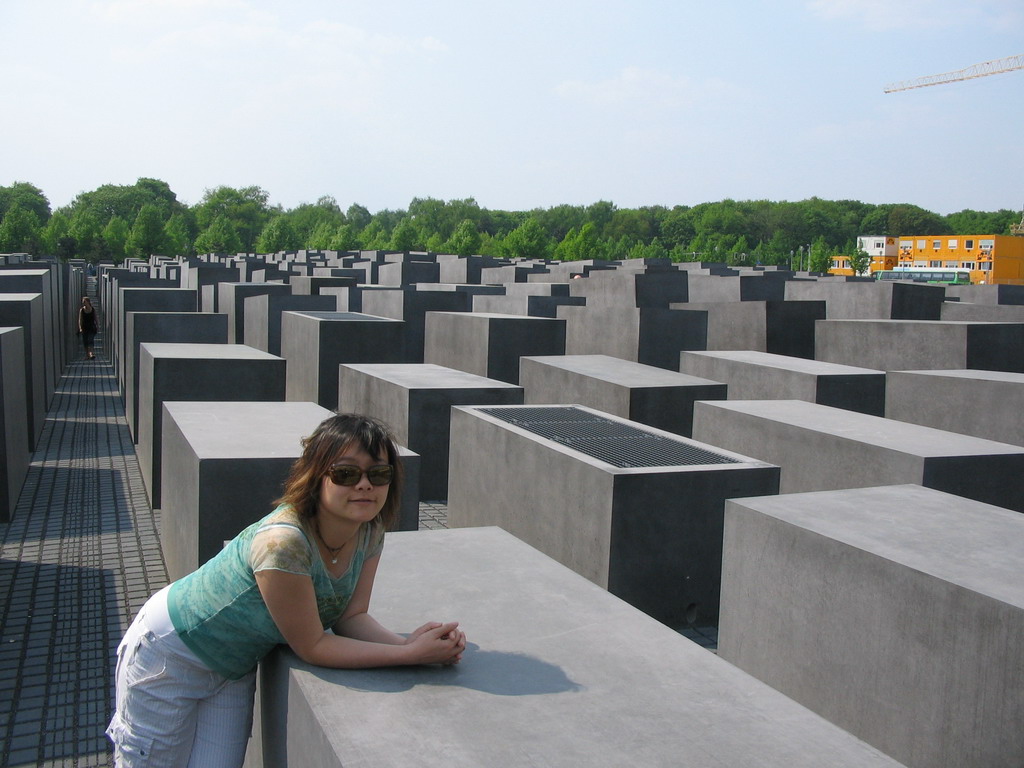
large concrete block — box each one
[160,401,334,580]
[558,305,707,371]
[565,267,690,308]
[944,283,1024,305]
[680,350,886,416]
[672,300,825,359]
[480,263,549,283]
[109,282,183,370]
[521,354,726,436]
[360,289,471,361]
[244,527,899,768]
[234,258,273,282]
[0,270,58,399]
[105,276,180,367]
[318,285,394,313]
[886,369,1024,445]
[437,255,502,284]
[217,282,291,344]
[288,275,358,295]
[115,288,198,387]
[816,319,1024,372]
[311,267,369,283]
[183,264,240,311]
[242,294,337,356]
[281,311,409,410]
[137,343,286,508]
[447,404,779,626]
[377,260,440,286]
[692,399,1024,511]
[0,327,28,522]
[0,293,45,449]
[685,272,788,302]
[939,301,1024,322]
[124,312,229,442]
[338,363,523,500]
[423,312,566,385]
[417,283,505,299]
[784,279,946,320]
[470,291,585,318]
[718,484,1024,768]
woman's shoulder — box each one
[249,505,314,573]
[255,504,310,538]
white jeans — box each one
[107,587,257,768]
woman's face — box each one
[316,442,390,528]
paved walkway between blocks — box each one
[0,343,162,767]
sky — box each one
[2,0,1022,217]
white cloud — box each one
[807,0,1022,31]
[83,1,451,120]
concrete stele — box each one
[244,527,901,768]
[692,398,1024,511]
[718,484,1024,768]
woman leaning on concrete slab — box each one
[106,413,466,768]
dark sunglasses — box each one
[327,463,394,487]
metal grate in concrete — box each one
[478,406,739,468]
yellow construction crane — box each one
[884,54,1024,93]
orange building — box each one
[831,234,1024,284]
[894,234,1024,285]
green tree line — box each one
[1,178,1020,267]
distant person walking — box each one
[78,296,98,360]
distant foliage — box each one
[1,181,1020,264]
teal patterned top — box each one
[167,504,384,680]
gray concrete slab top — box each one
[247,527,901,768]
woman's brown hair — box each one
[275,413,404,531]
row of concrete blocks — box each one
[110,277,1024,374]
[100,259,1024,376]
[136,334,1024,520]
[147,382,1022,765]
[126,307,1024,483]
[105,262,1024,765]
[105,274,1024,422]
[133,249,1024,314]
[147,249,1024,320]
[234,421,1024,768]
[0,260,85,521]
[233,406,1023,768]
[149,360,1024,765]
[138,344,1024,768]
[242,493,1022,768]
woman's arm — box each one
[255,561,463,668]
[332,555,466,662]
[330,554,405,644]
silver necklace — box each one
[315,521,345,564]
